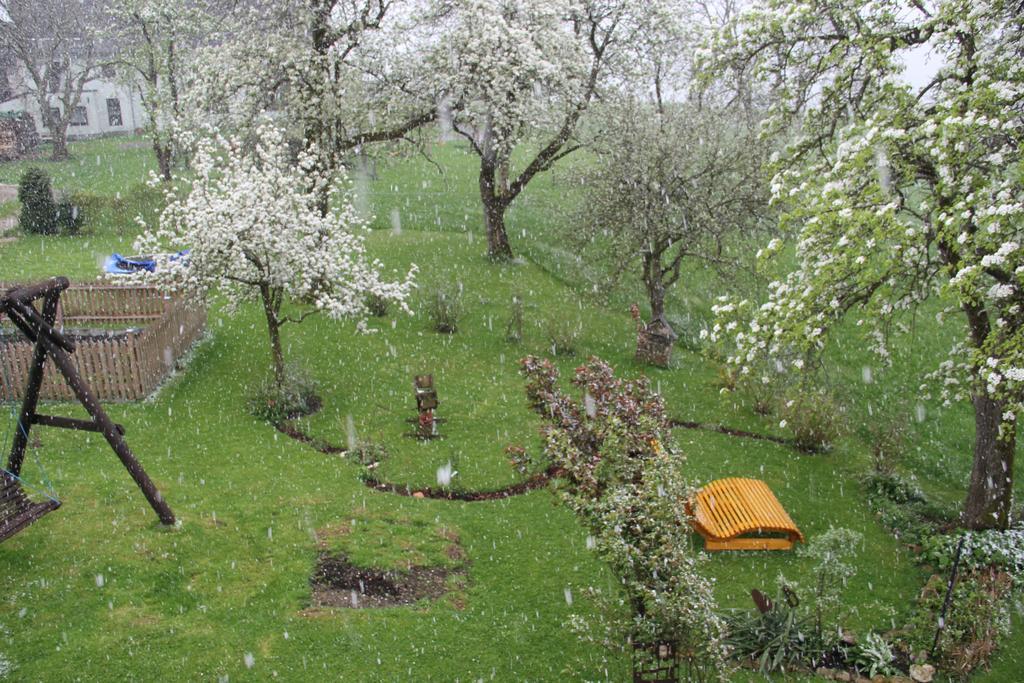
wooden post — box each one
[7,287,62,476]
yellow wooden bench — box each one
[688,477,804,551]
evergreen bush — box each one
[17,167,57,235]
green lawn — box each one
[0,136,1020,681]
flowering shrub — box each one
[921,523,1024,583]
[520,355,726,675]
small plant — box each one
[545,316,581,356]
[247,367,319,423]
[347,439,389,466]
[867,414,907,475]
[725,582,824,673]
[849,632,897,677]
[426,283,463,333]
[798,527,862,638]
[365,292,390,317]
[779,388,843,453]
[17,167,57,235]
[505,444,533,474]
[505,294,524,344]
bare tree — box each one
[0,0,106,160]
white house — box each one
[0,67,147,140]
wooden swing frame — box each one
[0,277,175,542]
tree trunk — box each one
[962,393,1016,530]
[480,163,513,261]
[50,125,69,161]
[155,141,173,182]
[642,253,666,320]
[260,286,286,388]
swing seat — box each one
[0,471,59,542]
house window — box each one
[106,98,122,127]
[70,105,88,126]
[49,107,61,125]
[101,63,116,79]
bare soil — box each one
[309,554,461,609]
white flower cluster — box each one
[133,125,417,326]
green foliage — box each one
[365,292,390,317]
[799,527,863,638]
[346,439,389,466]
[848,632,897,678]
[724,582,824,673]
[521,356,726,674]
[246,366,319,423]
[54,196,84,236]
[920,523,1024,581]
[17,167,57,235]
[425,282,463,333]
[863,471,950,543]
[779,388,843,453]
[906,570,1013,676]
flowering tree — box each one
[134,126,417,388]
[520,356,725,675]
[187,0,436,214]
[436,0,677,260]
[703,0,1024,529]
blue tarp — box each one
[103,250,189,275]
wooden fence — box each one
[0,283,206,401]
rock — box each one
[835,672,851,682]
[412,491,425,499]
[910,663,935,683]
[888,677,914,683]
[816,667,837,679]
[841,630,858,645]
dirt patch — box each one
[309,554,462,609]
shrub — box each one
[17,168,57,235]
[866,415,908,475]
[920,522,1024,580]
[799,527,863,638]
[54,196,84,236]
[545,316,581,356]
[426,283,462,333]
[779,389,843,453]
[247,367,319,423]
[906,569,1012,676]
[520,356,725,673]
[724,582,825,673]
[347,439,389,466]
[848,632,897,678]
